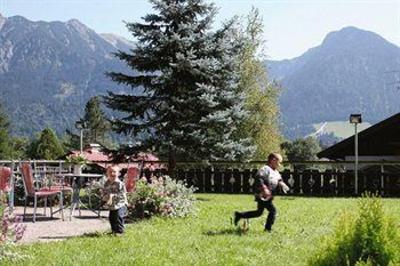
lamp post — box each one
[349,114,362,195]
[75,121,87,154]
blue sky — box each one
[1,0,399,60]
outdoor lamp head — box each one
[75,121,87,129]
[349,114,362,124]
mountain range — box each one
[1,13,399,140]
[0,13,132,136]
[267,26,400,139]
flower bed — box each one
[0,194,27,262]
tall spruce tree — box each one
[0,104,13,159]
[29,128,65,160]
[82,96,111,145]
[65,96,111,150]
[236,8,283,159]
[105,0,254,169]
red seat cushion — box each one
[0,167,11,192]
[49,185,73,192]
[35,190,61,197]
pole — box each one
[9,161,15,214]
[355,123,358,195]
[80,129,83,154]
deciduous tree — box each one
[235,8,283,159]
[281,137,321,162]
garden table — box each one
[55,173,104,220]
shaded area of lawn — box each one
[7,195,400,265]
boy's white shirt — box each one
[258,165,282,190]
[103,177,127,210]
[106,194,115,205]
[106,176,119,203]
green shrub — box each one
[127,176,197,220]
[309,193,399,266]
[81,178,105,209]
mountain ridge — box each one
[267,26,400,139]
[0,14,132,136]
[1,15,399,140]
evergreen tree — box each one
[82,96,111,145]
[235,8,283,159]
[10,137,29,159]
[64,96,111,151]
[30,128,65,160]
[0,104,13,159]
[63,130,80,151]
[105,0,254,170]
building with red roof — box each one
[66,143,165,171]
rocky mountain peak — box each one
[0,13,6,31]
[0,14,133,136]
[67,18,90,34]
[267,26,400,139]
[320,26,392,51]
[100,33,135,51]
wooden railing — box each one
[141,161,400,197]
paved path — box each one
[12,207,110,244]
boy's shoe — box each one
[233,212,240,226]
[264,228,272,233]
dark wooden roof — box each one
[318,113,400,160]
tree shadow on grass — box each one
[22,214,62,223]
[74,215,108,220]
[39,235,73,241]
[39,232,108,241]
[81,231,131,239]
[80,231,111,238]
[195,197,211,201]
[203,227,248,236]
[279,197,297,200]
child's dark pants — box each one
[239,199,277,231]
[109,206,126,234]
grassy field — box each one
[7,194,400,266]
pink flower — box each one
[15,215,23,223]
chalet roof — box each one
[66,143,163,169]
[317,113,400,160]
[68,144,110,162]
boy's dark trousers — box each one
[109,206,126,234]
[239,199,277,231]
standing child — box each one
[102,166,128,235]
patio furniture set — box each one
[0,162,138,222]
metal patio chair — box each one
[20,162,64,222]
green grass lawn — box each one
[7,194,400,265]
